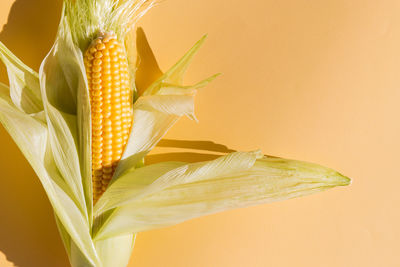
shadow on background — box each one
[146,152,221,164]
[157,139,236,153]
[135,27,163,95]
[147,139,237,164]
[0,0,67,267]
[0,0,61,83]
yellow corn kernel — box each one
[84,32,133,203]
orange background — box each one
[0,0,399,266]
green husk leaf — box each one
[0,82,47,165]
[40,47,88,219]
[0,42,43,114]
[0,83,99,265]
[156,73,220,96]
[135,95,196,117]
[95,161,184,216]
[113,95,193,178]
[55,215,72,257]
[76,56,93,227]
[94,153,349,239]
[94,234,135,267]
[163,35,207,85]
[43,14,94,223]
[96,151,262,216]
[71,26,94,226]
[114,36,218,178]
[143,35,208,96]
[41,22,78,114]
[94,152,262,239]
[55,215,96,267]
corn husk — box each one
[0,1,350,266]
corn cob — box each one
[83,32,133,203]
